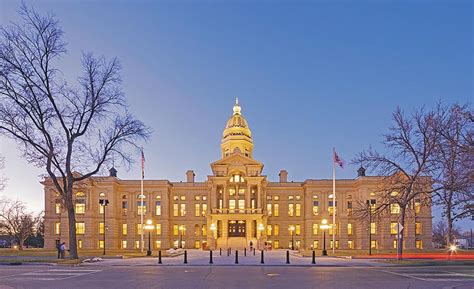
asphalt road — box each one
[0,264,472,289]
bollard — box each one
[220,248,222,256]
[253,248,256,256]
[260,250,264,264]
[235,250,239,264]
[158,250,162,264]
[312,250,316,264]
[210,250,213,264]
[244,248,247,256]
[286,250,290,264]
[184,250,188,264]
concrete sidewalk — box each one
[80,249,387,267]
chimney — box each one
[186,170,195,183]
[357,166,366,177]
[109,167,117,177]
[279,170,288,182]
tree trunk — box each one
[66,197,79,259]
[447,211,454,246]
[397,206,406,260]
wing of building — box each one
[43,100,433,251]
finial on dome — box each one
[233,98,241,115]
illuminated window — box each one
[347,201,353,215]
[370,223,376,235]
[173,196,179,201]
[202,195,207,201]
[415,222,422,235]
[415,240,423,249]
[329,224,338,235]
[135,240,140,249]
[122,197,128,215]
[313,240,319,249]
[55,222,60,235]
[76,222,85,234]
[194,241,201,249]
[78,240,83,249]
[273,204,279,217]
[156,224,161,235]
[273,195,279,201]
[98,240,104,249]
[75,192,86,214]
[55,202,61,214]
[195,204,200,217]
[122,223,127,236]
[267,204,272,216]
[155,240,161,249]
[348,240,354,249]
[267,195,272,201]
[136,224,144,235]
[369,199,376,212]
[173,225,179,236]
[371,240,377,249]
[295,204,301,217]
[295,225,301,236]
[312,224,319,235]
[267,225,272,236]
[312,201,319,215]
[288,204,294,216]
[99,204,104,214]
[173,204,179,217]
[122,240,127,249]
[195,195,201,201]
[274,225,280,236]
[229,200,236,211]
[328,201,337,215]
[155,201,161,216]
[180,196,186,201]
[390,203,400,214]
[330,240,339,249]
[296,195,301,201]
[238,199,245,211]
[288,195,294,200]
[414,199,421,214]
[99,222,104,234]
[201,224,207,236]
[137,201,147,215]
[273,240,279,249]
[393,239,397,249]
[390,222,397,235]
[347,223,353,235]
[391,191,399,197]
[202,204,207,216]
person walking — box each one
[55,239,61,259]
[59,242,66,259]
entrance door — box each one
[228,220,246,237]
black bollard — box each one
[260,250,264,264]
[158,250,162,264]
[244,248,247,256]
[286,250,290,264]
[184,250,188,264]
[312,250,316,264]
[235,250,239,264]
[210,250,213,264]
[220,248,222,256]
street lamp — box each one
[289,225,295,250]
[99,199,109,255]
[179,225,185,249]
[320,219,330,256]
[144,219,154,256]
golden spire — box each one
[233,97,241,115]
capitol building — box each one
[43,100,432,252]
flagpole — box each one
[332,147,336,255]
[140,147,144,253]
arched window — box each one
[136,194,147,215]
[99,192,105,197]
[346,195,353,215]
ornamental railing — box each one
[211,208,263,214]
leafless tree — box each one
[432,103,473,246]
[0,155,5,191]
[432,220,462,248]
[352,107,439,259]
[0,198,40,250]
[0,5,150,258]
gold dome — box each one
[221,98,254,158]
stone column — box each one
[223,185,228,209]
[210,186,217,209]
[257,185,261,209]
[245,184,251,211]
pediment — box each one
[210,153,264,177]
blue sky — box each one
[0,0,472,229]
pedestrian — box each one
[60,242,66,259]
[249,241,253,252]
[55,239,61,259]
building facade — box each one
[44,100,433,251]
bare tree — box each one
[0,5,150,258]
[432,103,474,246]
[0,198,40,250]
[0,155,5,191]
[432,220,462,248]
[353,107,439,259]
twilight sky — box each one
[0,0,472,229]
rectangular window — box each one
[312,224,319,235]
[122,240,127,249]
[78,240,83,249]
[55,203,61,214]
[393,239,398,249]
[347,201,353,215]
[155,240,161,249]
[122,224,128,236]
[98,240,104,249]
[295,225,301,236]
[194,241,201,249]
[122,201,128,215]
[137,201,147,215]
[370,223,376,235]
[390,222,397,235]
[390,203,400,214]
[173,225,179,236]
[55,222,61,235]
[267,225,272,236]
[328,201,337,215]
[370,199,376,212]
[273,204,279,217]
[296,195,301,201]
[312,240,319,249]
[274,225,280,236]
[414,200,421,214]
[180,204,186,216]
[238,199,245,211]
[295,204,301,217]
[76,222,85,234]
[156,224,161,235]
[371,240,377,249]
[155,201,161,216]
[415,222,422,235]
[288,204,294,217]
[312,201,319,215]
[195,195,201,201]
[137,224,143,235]
[173,204,179,217]
[202,224,207,236]
[195,204,200,217]
[135,240,140,249]
[273,195,279,201]
[202,204,207,216]
[267,204,272,216]
[415,240,423,249]
[99,222,104,234]
[329,240,339,249]
[180,196,186,201]
[347,223,353,235]
[273,240,279,249]
[75,203,85,214]
[288,195,294,200]
[329,224,338,236]
[348,240,354,249]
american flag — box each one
[141,147,145,179]
[333,150,344,169]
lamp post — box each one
[99,199,109,255]
[210,223,217,249]
[366,200,372,255]
[289,225,295,250]
[320,219,329,256]
[179,225,185,249]
[258,223,264,250]
[144,219,154,256]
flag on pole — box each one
[333,150,344,169]
[141,147,145,179]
